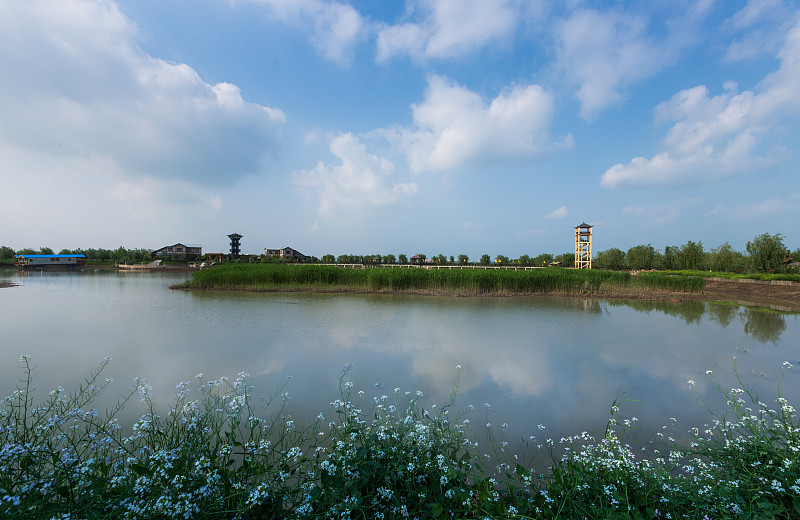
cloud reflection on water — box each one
[1,270,797,453]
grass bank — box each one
[664,269,800,283]
[177,264,705,296]
[1,358,797,519]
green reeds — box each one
[180,264,704,295]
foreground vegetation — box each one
[178,263,705,295]
[2,358,798,519]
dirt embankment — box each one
[692,278,800,312]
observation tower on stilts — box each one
[574,223,593,269]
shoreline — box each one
[174,277,800,312]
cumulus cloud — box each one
[376,0,519,62]
[555,8,671,119]
[0,0,285,187]
[242,0,364,64]
[602,14,800,188]
[292,133,418,219]
[398,75,571,173]
[546,206,568,220]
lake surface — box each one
[2,267,798,453]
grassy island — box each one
[176,263,705,297]
[1,358,798,519]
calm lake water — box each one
[2,267,798,451]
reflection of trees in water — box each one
[741,309,786,345]
[611,300,789,344]
[706,303,738,328]
[605,299,706,325]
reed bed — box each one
[180,264,705,295]
[1,358,797,519]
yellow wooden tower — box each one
[574,222,593,269]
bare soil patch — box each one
[694,278,800,312]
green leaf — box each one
[431,502,444,518]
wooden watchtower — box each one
[574,223,593,269]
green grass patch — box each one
[1,358,797,519]
[179,264,705,295]
[665,269,800,283]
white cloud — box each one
[0,0,285,187]
[602,14,800,188]
[376,0,519,62]
[724,0,795,61]
[398,75,570,173]
[546,206,568,220]
[707,194,800,219]
[621,206,643,216]
[242,0,364,64]
[292,133,418,219]
[555,8,670,118]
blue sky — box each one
[1,0,798,259]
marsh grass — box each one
[2,358,797,519]
[179,264,705,296]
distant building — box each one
[15,254,86,268]
[153,243,202,260]
[264,247,307,261]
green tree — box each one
[517,254,531,266]
[39,247,54,255]
[594,248,625,269]
[18,248,37,255]
[678,241,705,270]
[660,246,679,270]
[433,254,446,265]
[449,255,455,264]
[458,254,469,265]
[322,254,335,263]
[0,246,16,260]
[626,244,656,270]
[494,255,509,265]
[382,254,396,264]
[532,253,553,266]
[398,254,408,264]
[709,242,741,272]
[554,252,574,267]
[479,254,491,266]
[746,233,786,272]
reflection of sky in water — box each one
[1,268,798,453]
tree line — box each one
[594,233,796,273]
[0,246,153,262]
[2,233,797,273]
[321,233,797,273]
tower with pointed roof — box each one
[228,233,242,259]
[574,223,593,269]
